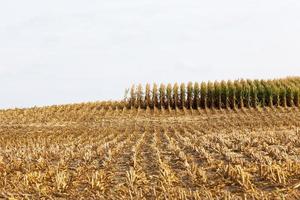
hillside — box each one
[0,104,300,199]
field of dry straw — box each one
[0,77,300,199]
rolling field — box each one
[0,105,300,199]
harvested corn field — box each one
[0,105,300,199]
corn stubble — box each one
[0,77,300,199]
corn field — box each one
[0,77,300,199]
[126,77,300,110]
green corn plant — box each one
[286,86,293,107]
[207,81,214,109]
[214,81,221,109]
[187,82,193,109]
[263,80,273,107]
[243,79,251,108]
[166,83,173,109]
[272,81,280,107]
[279,85,287,107]
[282,78,297,107]
[293,87,299,107]
[173,83,179,109]
[193,82,200,109]
[234,80,243,109]
[159,83,166,109]
[200,82,207,109]
[136,84,144,108]
[255,80,265,107]
[220,80,228,109]
[227,80,236,109]
[152,83,158,109]
[248,80,257,108]
[180,83,186,109]
[145,83,151,109]
[288,81,299,107]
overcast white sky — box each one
[0,0,299,109]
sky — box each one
[0,0,299,109]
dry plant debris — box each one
[0,102,300,199]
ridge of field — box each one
[0,104,300,199]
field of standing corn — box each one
[0,77,300,199]
[127,77,300,110]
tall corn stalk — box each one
[263,80,273,107]
[166,83,173,109]
[214,81,222,109]
[255,80,265,107]
[248,80,258,108]
[227,80,236,109]
[193,82,200,109]
[293,87,299,107]
[173,83,179,109]
[220,80,228,109]
[187,82,193,109]
[242,79,251,108]
[136,84,144,108]
[207,81,214,109]
[130,85,136,109]
[287,79,299,107]
[272,80,280,107]
[180,83,186,109]
[235,80,243,109]
[200,82,207,109]
[159,84,166,109]
[279,85,287,107]
[152,83,159,109]
[286,86,293,107]
[145,83,151,109]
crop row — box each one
[126,77,300,109]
